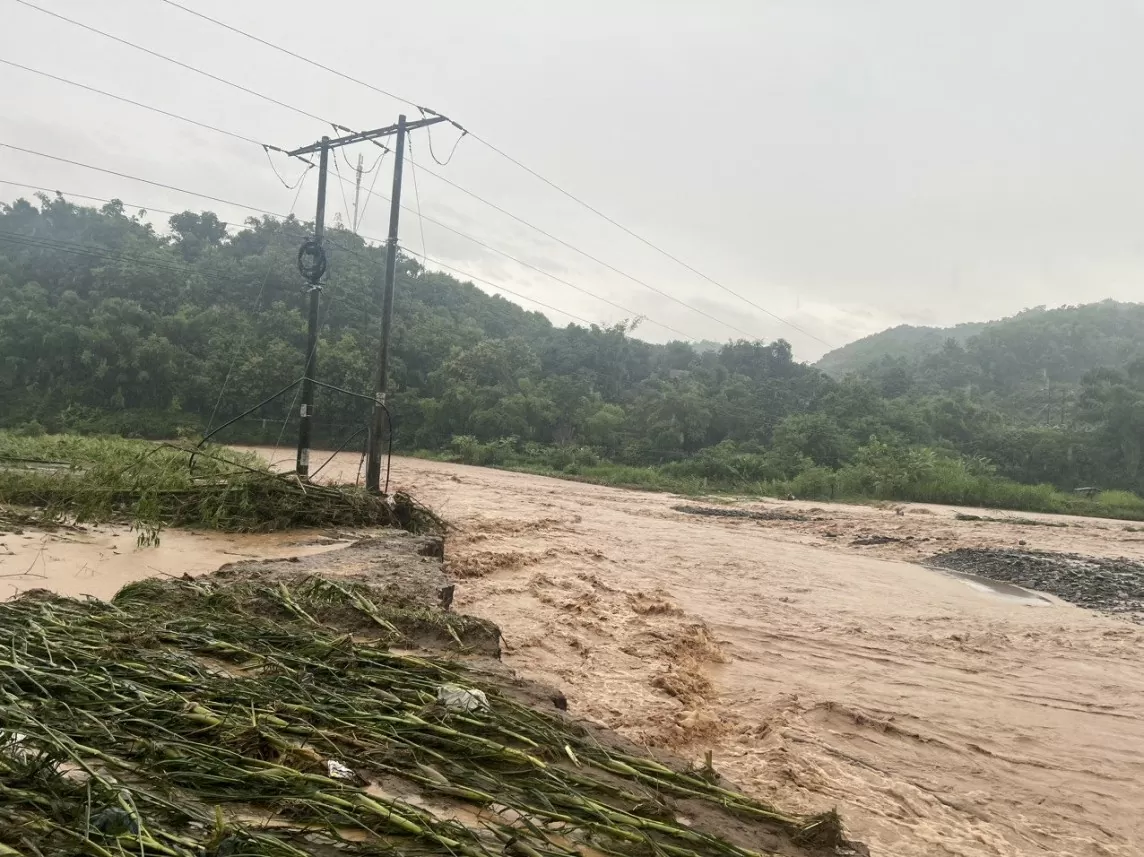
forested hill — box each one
[2,193,1143,507]
[817,302,1144,390]
[816,321,986,376]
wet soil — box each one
[925,548,1144,623]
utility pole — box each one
[286,114,446,481]
[365,115,406,493]
[295,137,329,478]
[351,153,364,234]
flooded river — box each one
[7,448,1144,856]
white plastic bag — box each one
[436,683,489,712]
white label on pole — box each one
[299,449,310,467]
[300,404,309,417]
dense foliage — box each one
[2,194,1143,512]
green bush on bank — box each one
[429,435,1144,522]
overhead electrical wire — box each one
[329,149,355,229]
[0,179,225,221]
[0,57,713,338]
[16,0,767,341]
[147,0,831,348]
[0,178,608,332]
[0,142,287,219]
[12,0,343,131]
[4,131,708,339]
[390,246,597,328]
[205,168,313,433]
[406,134,428,272]
[0,58,269,150]
[338,170,722,340]
[4,28,752,342]
[153,0,425,113]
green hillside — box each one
[818,302,1144,390]
[2,192,1142,514]
[817,320,985,376]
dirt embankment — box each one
[2,515,859,857]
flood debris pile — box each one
[0,434,440,541]
[0,574,854,857]
[927,547,1144,622]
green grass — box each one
[0,432,438,541]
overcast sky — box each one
[2,0,1142,360]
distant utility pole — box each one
[351,153,364,234]
[286,114,446,480]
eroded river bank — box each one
[5,451,1144,856]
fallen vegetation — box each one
[0,572,854,856]
[0,432,438,543]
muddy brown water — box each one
[0,525,355,600]
[10,447,1144,856]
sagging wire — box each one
[418,107,467,166]
[263,146,313,189]
[407,133,428,274]
[204,170,313,436]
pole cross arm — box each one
[287,116,448,156]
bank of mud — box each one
[0,519,862,857]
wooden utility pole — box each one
[286,115,446,480]
[365,115,407,493]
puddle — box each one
[932,567,1054,604]
[0,526,356,601]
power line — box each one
[147,0,830,347]
[0,58,271,150]
[0,55,316,194]
[13,0,342,130]
[0,141,702,340]
[0,179,205,220]
[206,170,313,433]
[0,142,288,219]
[394,246,605,329]
[4,39,751,342]
[339,172,712,341]
[466,129,831,346]
[0,181,609,332]
[8,136,709,339]
[153,0,425,113]
[406,135,428,272]
[401,148,758,338]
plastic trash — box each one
[436,683,489,712]
[326,759,355,780]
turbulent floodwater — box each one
[317,453,1143,857]
[9,449,1144,856]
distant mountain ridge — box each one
[816,301,1144,386]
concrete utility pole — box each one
[286,115,446,480]
[351,153,364,234]
[293,137,329,478]
[365,115,407,494]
